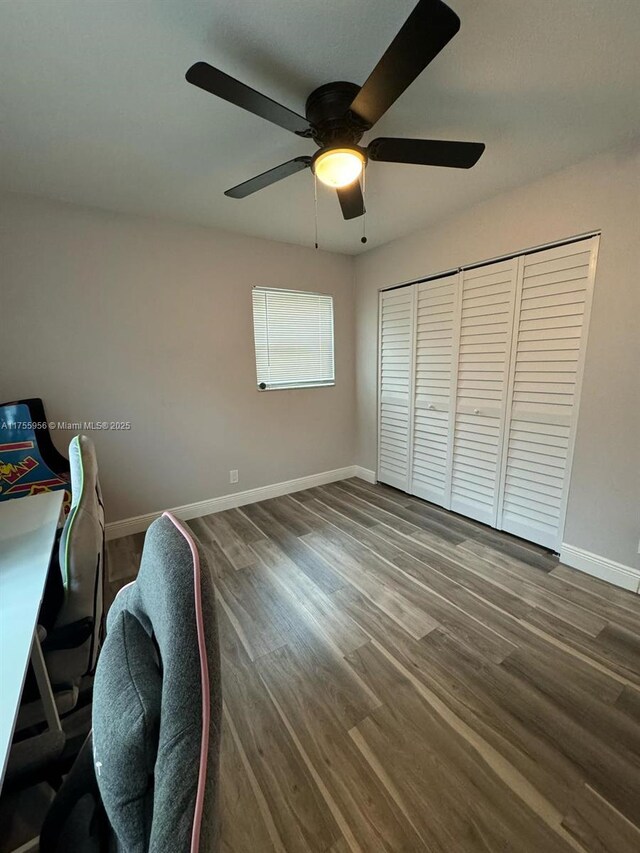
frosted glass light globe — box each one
[313,148,365,188]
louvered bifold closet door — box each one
[378,287,416,491]
[410,275,459,506]
[498,237,598,549]
[450,259,518,525]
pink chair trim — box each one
[113,579,136,601]
[163,512,210,853]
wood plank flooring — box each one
[107,478,640,853]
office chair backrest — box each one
[0,398,70,506]
[2,397,71,476]
[91,512,221,852]
[15,435,104,732]
[54,434,106,676]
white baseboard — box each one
[560,543,640,594]
[106,465,371,541]
[352,466,377,484]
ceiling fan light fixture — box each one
[188,0,484,224]
[312,147,366,189]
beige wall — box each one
[355,144,640,568]
[0,193,356,523]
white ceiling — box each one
[1,1,639,255]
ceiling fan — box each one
[185,0,484,221]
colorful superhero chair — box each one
[0,397,71,512]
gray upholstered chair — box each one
[37,511,222,852]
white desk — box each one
[0,490,64,788]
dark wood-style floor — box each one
[107,478,640,853]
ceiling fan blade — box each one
[368,137,485,168]
[225,157,311,199]
[336,182,366,220]
[186,62,311,136]
[349,0,460,127]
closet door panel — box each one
[378,288,415,491]
[498,237,597,549]
[451,259,517,525]
[410,275,459,506]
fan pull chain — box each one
[361,167,368,245]
[313,172,319,250]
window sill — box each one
[257,382,335,392]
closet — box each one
[377,235,598,551]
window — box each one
[252,287,335,390]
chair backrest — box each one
[92,512,221,852]
[0,399,70,505]
[0,397,71,475]
[56,434,106,674]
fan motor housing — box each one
[305,81,370,147]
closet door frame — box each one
[377,285,417,492]
[496,235,600,551]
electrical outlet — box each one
[229,469,239,485]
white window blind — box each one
[252,287,335,390]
